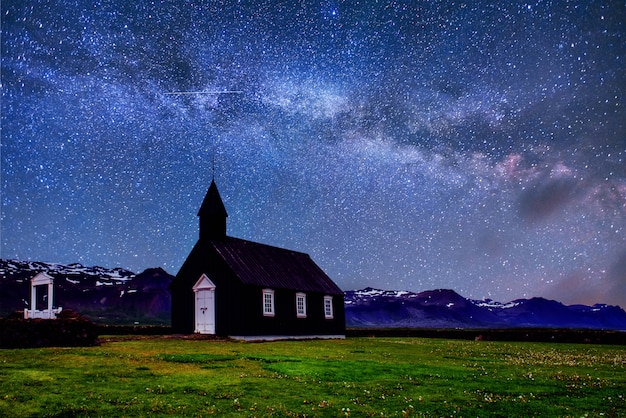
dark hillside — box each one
[0,260,172,325]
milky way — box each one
[2,1,625,306]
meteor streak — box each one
[165,91,243,95]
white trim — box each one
[295,292,307,318]
[24,272,61,319]
[324,295,334,319]
[31,272,54,286]
[192,273,216,291]
[193,274,216,334]
[262,289,275,317]
[24,307,62,319]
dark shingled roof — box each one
[210,237,343,295]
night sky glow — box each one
[2,1,625,307]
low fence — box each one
[346,327,626,345]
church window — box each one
[324,296,334,319]
[296,293,307,318]
[263,289,275,316]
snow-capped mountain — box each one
[3,259,626,330]
[0,259,172,324]
[345,287,626,330]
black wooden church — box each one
[170,179,345,340]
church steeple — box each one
[198,179,228,240]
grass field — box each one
[1,336,624,417]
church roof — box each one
[210,237,343,295]
[197,179,228,218]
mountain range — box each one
[344,288,626,330]
[0,259,171,324]
[2,259,625,330]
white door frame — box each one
[192,274,216,334]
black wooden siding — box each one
[171,238,345,336]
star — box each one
[1,0,625,307]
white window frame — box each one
[324,295,334,319]
[295,292,307,318]
[262,289,275,317]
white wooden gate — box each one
[192,274,216,334]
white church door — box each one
[192,274,216,334]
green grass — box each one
[1,337,624,417]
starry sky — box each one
[2,1,625,307]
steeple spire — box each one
[198,179,228,240]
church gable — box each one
[192,274,216,291]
